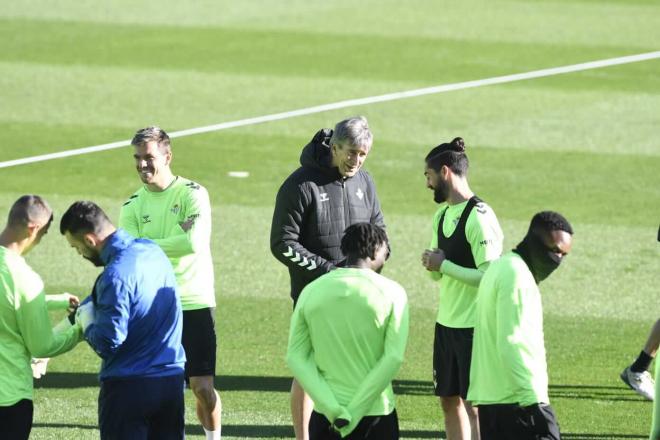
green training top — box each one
[467,252,549,406]
[119,176,216,310]
[429,200,503,328]
[287,268,409,437]
[651,359,660,439]
[0,246,82,406]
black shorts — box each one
[182,307,217,378]
[433,323,473,399]
[478,403,561,440]
[309,409,399,440]
[0,399,33,440]
[99,374,185,440]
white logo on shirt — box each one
[356,188,364,200]
[319,193,329,202]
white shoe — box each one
[620,366,655,400]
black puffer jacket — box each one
[270,129,386,301]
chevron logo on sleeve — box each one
[282,247,317,270]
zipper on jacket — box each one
[341,179,350,228]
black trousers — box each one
[0,399,33,440]
[309,409,399,440]
[98,373,185,440]
[479,403,561,440]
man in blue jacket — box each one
[60,201,186,440]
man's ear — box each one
[26,223,41,239]
[82,233,98,248]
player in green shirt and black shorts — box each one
[0,195,82,439]
[287,223,409,439]
[119,127,222,440]
[421,137,503,440]
[467,211,574,439]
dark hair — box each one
[425,137,469,176]
[529,211,573,235]
[340,223,388,260]
[131,126,171,152]
[7,195,52,228]
[60,201,113,236]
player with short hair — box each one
[61,200,186,439]
[467,211,574,439]
[119,126,222,439]
[421,137,503,440]
[271,116,386,439]
[0,195,82,440]
[287,223,408,439]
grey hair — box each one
[330,116,373,150]
[131,126,171,152]
[7,195,53,228]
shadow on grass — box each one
[548,384,650,403]
[34,373,435,396]
[35,374,647,404]
[562,434,647,439]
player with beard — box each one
[287,223,408,439]
[467,211,574,439]
[61,201,186,439]
[421,137,503,440]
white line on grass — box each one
[2,50,659,169]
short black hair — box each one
[340,223,388,260]
[529,211,573,235]
[60,201,112,236]
[7,195,52,228]
[425,137,469,176]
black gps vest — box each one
[437,196,483,269]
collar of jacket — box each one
[100,229,134,266]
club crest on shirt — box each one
[319,193,329,202]
[356,188,364,200]
[171,204,181,215]
[142,215,151,224]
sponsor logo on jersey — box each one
[319,193,329,202]
[142,215,151,224]
[185,182,201,190]
[356,188,364,200]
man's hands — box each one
[64,293,80,313]
[421,248,446,272]
[75,301,95,332]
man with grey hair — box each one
[0,195,82,439]
[119,126,222,440]
[271,116,386,440]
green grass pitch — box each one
[1,1,659,438]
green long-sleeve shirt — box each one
[0,246,82,406]
[119,176,215,310]
[429,200,503,328]
[467,252,549,407]
[286,267,409,437]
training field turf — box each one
[1,0,659,438]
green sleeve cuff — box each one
[439,260,484,287]
[45,293,71,310]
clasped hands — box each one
[421,248,446,272]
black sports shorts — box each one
[309,409,399,440]
[433,322,474,399]
[0,399,33,440]
[478,403,561,440]
[182,307,217,378]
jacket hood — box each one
[299,129,336,173]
